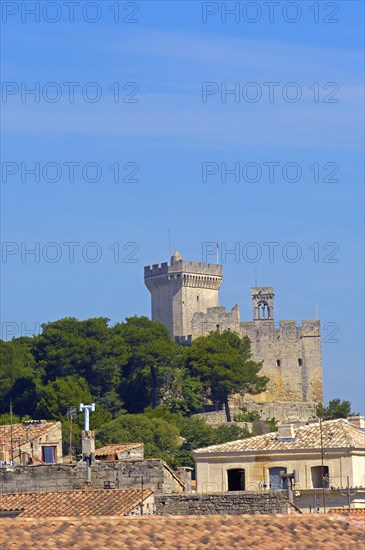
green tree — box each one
[143,407,250,468]
[316,399,358,420]
[0,338,40,415]
[35,375,93,419]
[118,317,186,410]
[186,331,268,422]
[0,413,31,425]
[31,317,128,409]
[97,413,182,467]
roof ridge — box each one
[193,417,365,454]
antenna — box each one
[79,403,95,484]
[10,400,13,464]
[168,230,172,258]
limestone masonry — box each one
[144,251,323,419]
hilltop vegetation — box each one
[0,316,266,466]
[0,316,356,467]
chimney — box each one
[276,424,296,441]
[177,467,193,492]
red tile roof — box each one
[194,419,365,455]
[0,514,363,548]
[95,443,143,457]
[0,488,154,518]
[0,420,60,451]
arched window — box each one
[227,469,245,491]
[276,359,281,367]
[258,301,270,320]
[298,358,303,366]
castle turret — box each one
[144,251,223,340]
[252,287,274,320]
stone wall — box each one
[192,306,323,408]
[0,459,185,495]
[155,491,287,515]
[193,401,317,426]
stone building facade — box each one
[144,252,323,417]
[0,420,62,466]
[192,418,365,512]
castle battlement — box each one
[144,262,169,277]
[144,258,222,278]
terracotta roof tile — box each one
[0,420,59,451]
[194,419,365,454]
[0,514,363,549]
[0,488,154,518]
[95,443,143,456]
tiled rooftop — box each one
[0,514,363,549]
[0,488,154,517]
[95,443,142,456]
[194,419,365,455]
[0,420,59,451]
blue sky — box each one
[1,1,364,413]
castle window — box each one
[197,296,199,302]
[298,358,303,366]
[258,301,270,320]
[216,324,220,332]
[276,359,281,367]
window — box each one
[298,358,303,366]
[269,467,288,489]
[197,295,199,302]
[311,466,329,488]
[258,301,270,320]
[42,446,56,464]
[227,469,245,491]
[276,359,281,367]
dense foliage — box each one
[316,399,358,420]
[1,316,355,467]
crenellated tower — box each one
[144,251,223,341]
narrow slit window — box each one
[276,359,281,367]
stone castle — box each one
[144,251,323,422]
